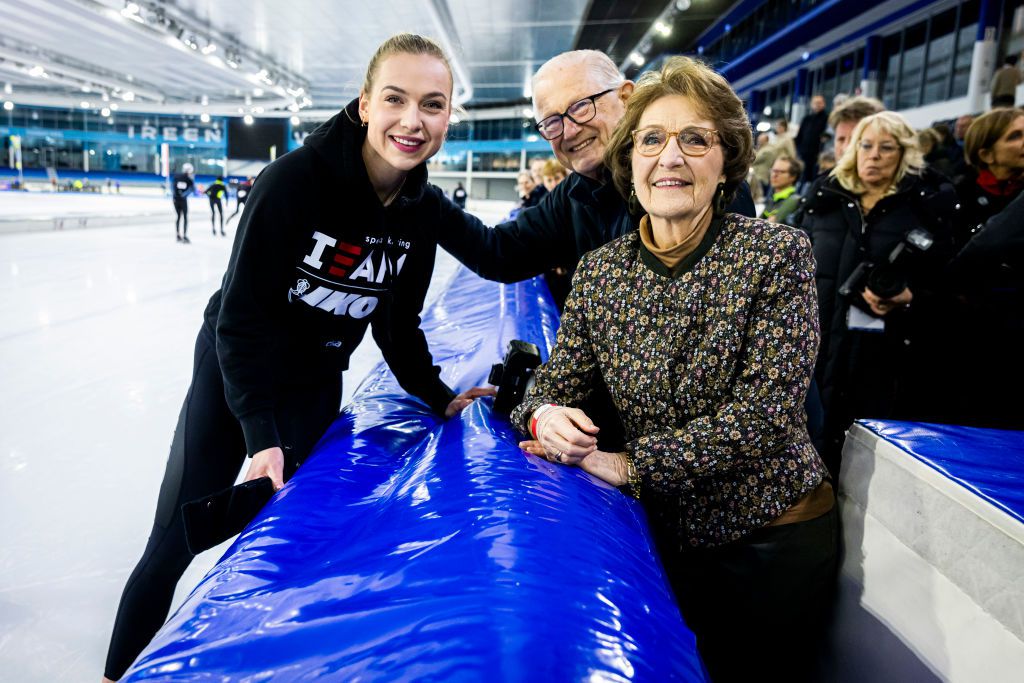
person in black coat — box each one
[101,34,493,682]
[795,94,829,183]
[797,111,957,477]
[953,108,1024,249]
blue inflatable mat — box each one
[860,420,1024,525]
[124,267,706,682]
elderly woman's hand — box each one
[578,450,630,487]
[862,286,913,316]
[517,405,599,464]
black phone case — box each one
[181,476,275,555]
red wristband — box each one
[529,404,557,439]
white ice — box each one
[0,191,515,681]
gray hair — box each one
[531,50,623,111]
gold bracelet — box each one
[625,452,641,499]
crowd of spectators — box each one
[756,91,1022,473]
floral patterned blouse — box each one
[511,213,828,549]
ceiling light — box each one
[107,117,114,124]
[226,56,239,69]
[201,43,217,55]
[654,21,672,37]
[101,107,111,117]
[120,2,144,23]
[110,103,119,111]
[286,86,305,97]
[123,91,135,101]
[674,0,691,10]
[802,51,810,61]
[756,121,772,132]
[3,83,11,94]
[200,112,211,123]
[243,114,254,125]
[201,95,209,106]
[28,65,47,78]
[629,52,645,67]
[289,115,300,126]
[522,107,533,118]
[80,101,90,109]
[449,113,460,124]
[81,85,92,93]
[3,101,13,111]
[253,88,264,97]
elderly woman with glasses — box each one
[797,111,956,476]
[511,56,835,682]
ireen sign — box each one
[127,125,222,144]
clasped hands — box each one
[518,406,629,487]
[862,286,912,317]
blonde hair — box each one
[604,56,753,204]
[831,111,923,195]
[541,158,568,178]
[362,33,453,96]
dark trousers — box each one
[103,328,340,680]
[209,198,224,233]
[173,198,188,236]
[662,506,839,682]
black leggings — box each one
[103,328,341,680]
[209,198,224,233]
[226,199,247,224]
[173,198,188,236]
[662,506,838,682]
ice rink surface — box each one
[0,192,515,681]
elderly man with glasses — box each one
[437,50,754,306]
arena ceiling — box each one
[0,0,724,119]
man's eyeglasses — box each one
[534,89,615,140]
[631,127,719,157]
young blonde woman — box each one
[101,34,493,681]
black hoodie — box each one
[202,99,455,455]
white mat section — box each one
[835,423,1024,681]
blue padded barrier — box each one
[859,420,1024,525]
[124,267,707,681]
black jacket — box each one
[204,180,227,202]
[437,169,756,282]
[795,110,828,169]
[172,173,194,201]
[798,169,957,432]
[203,99,455,455]
[953,169,1022,250]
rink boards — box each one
[122,267,707,681]
[830,420,1024,681]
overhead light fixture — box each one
[654,21,672,37]
[449,113,461,124]
[243,114,254,125]
[28,65,47,78]
[3,101,13,111]
[252,87,264,97]
[755,121,772,132]
[253,106,265,114]
[101,107,111,117]
[3,83,12,94]
[289,115,300,126]
[120,2,144,23]
[674,0,691,10]
[201,42,217,55]
[522,107,533,118]
[226,55,239,69]
[200,112,211,123]
[122,91,135,101]
[80,101,91,109]
[802,51,810,61]
[110,103,119,111]
[629,52,645,67]
[107,117,114,124]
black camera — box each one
[488,339,542,414]
[839,228,935,301]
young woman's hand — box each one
[444,386,497,418]
[244,446,285,491]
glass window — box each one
[923,9,958,104]
[427,149,468,172]
[881,33,903,107]
[898,22,928,109]
[472,152,520,172]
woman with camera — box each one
[513,56,835,682]
[797,111,957,476]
